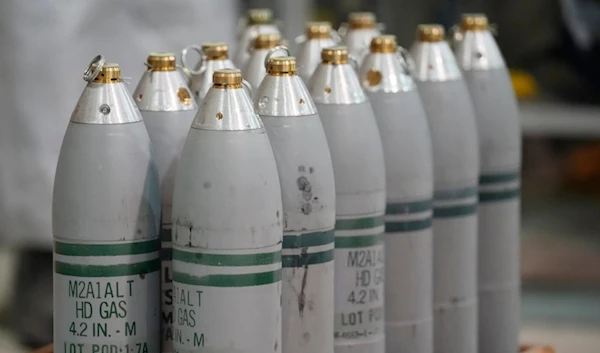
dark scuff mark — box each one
[303,332,310,343]
[139,272,146,279]
[203,182,211,189]
[274,341,278,351]
[301,203,312,215]
[136,228,142,235]
[309,167,314,174]
[298,165,306,173]
[297,176,313,201]
[298,247,309,318]
[187,225,193,247]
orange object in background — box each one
[520,344,556,353]
[565,144,600,191]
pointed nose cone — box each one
[410,24,462,82]
[234,8,281,68]
[360,35,416,93]
[134,52,197,112]
[242,33,286,92]
[187,42,236,103]
[254,56,317,116]
[309,46,367,104]
[192,68,262,131]
[344,12,382,63]
[296,21,338,82]
[71,62,142,124]
[454,14,505,71]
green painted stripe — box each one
[386,200,432,215]
[283,230,334,249]
[479,189,520,203]
[54,239,160,256]
[282,249,334,268]
[479,172,520,185]
[385,218,432,232]
[335,216,384,231]
[173,270,280,287]
[161,227,172,242]
[434,187,478,200]
[173,249,281,267]
[335,234,384,249]
[433,204,477,218]
[161,248,172,261]
[54,259,160,277]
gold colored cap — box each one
[321,46,349,65]
[213,69,243,89]
[267,56,296,76]
[306,21,332,40]
[92,63,121,83]
[248,8,274,25]
[417,24,445,42]
[147,52,176,71]
[370,35,397,53]
[461,14,489,31]
[202,42,229,60]
[254,33,282,50]
[348,12,376,29]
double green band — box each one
[55,260,160,277]
[479,172,520,184]
[173,249,281,267]
[54,239,160,256]
[282,249,333,268]
[385,200,432,215]
[479,172,520,203]
[335,233,384,249]
[335,216,384,231]
[173,270,281,287]
[283,230,334,249]
[385,200,432,232]
[433,187,478,219]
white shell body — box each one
[411,40,480,353]
[359,52,434,353]
[234,24,281,68]
[189,59,236,102]
[309,63,386,353]
[133,69,198,353]
[53,82,161,353]
[345,28,381,64]
[455,29,522,353]
[171,86,283,353]
[296,37,337,83]
[255,74,336,353]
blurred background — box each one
[1,0,600,352]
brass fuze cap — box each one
[370,35,397,53]
[254,33,282,50]
[461,13,489,31]
[248,8,274,25]
[267,57,296,76]
[213,69,243,88]
[92,63,121,83]
[348,12,376,29]
[202,42,229,60]
[417,24,445,42]
[147,52,176,71]
[306,21,332,40]
[321,46,349,65]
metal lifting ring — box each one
[397,47,416,76]
[242,79,253,98]
[181,45,206,75]
[348,54,359,71]
[331,30,343,44]
[263,45,290,70]
[83,55,105,82]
